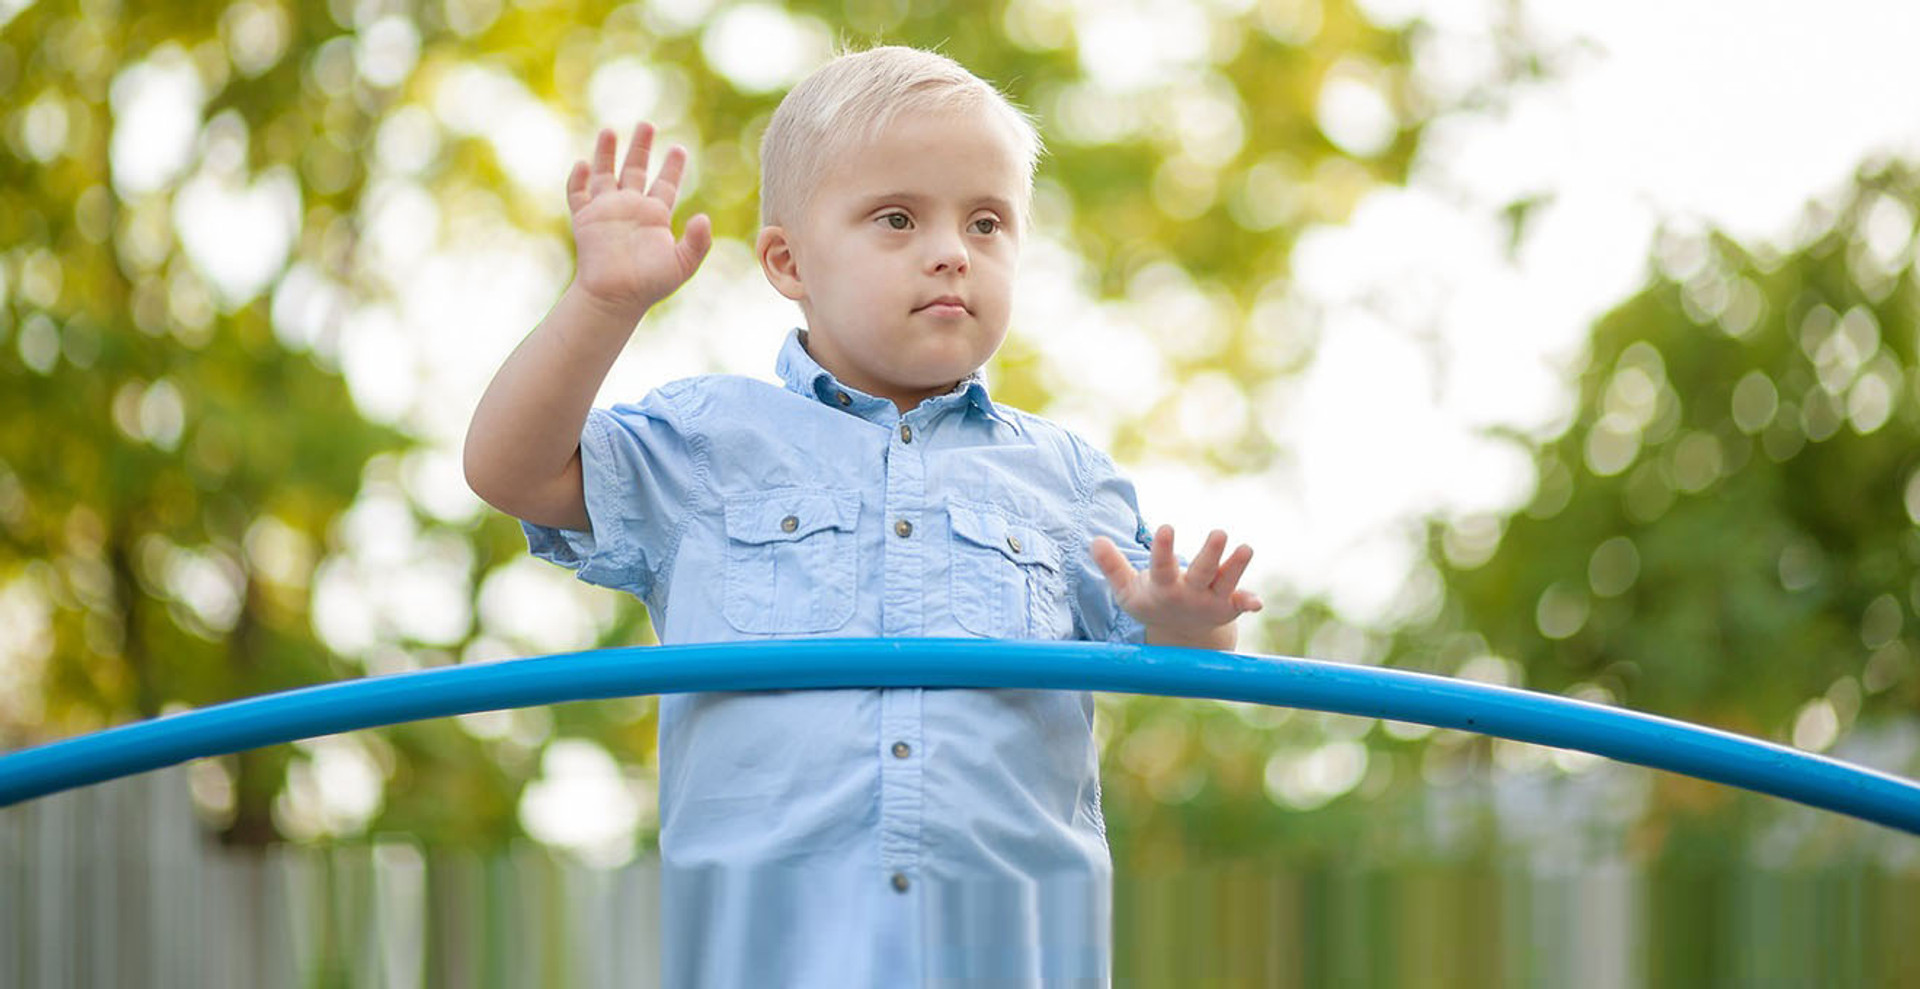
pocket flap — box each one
[948,501,1061,571]
[725,489,861,545]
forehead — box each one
[815,105,1028,206]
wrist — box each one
[1143,621,1238,652]
[564,280,653,328]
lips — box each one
[915,295,969,315]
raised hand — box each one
[566,122,714,320]
[1090,525,1262,650]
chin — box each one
[906,366,975,389]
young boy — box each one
[465,46,1261,986]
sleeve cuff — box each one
[519,411,645,594]
[522,519,597,567]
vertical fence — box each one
[0,767,662,989]
[6,766,1920,987]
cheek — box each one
[810,261,867,309]
[978,241,1017,276]
[975,258,1016,307]
[826,242,909,294]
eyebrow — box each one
[861,191,1017,215]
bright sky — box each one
[123,0,1920,852]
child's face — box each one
[760,104,1027,412]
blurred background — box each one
[3,0,1920,983]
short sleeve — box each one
[522,387,701,601]
[1066,437,1154,645]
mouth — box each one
[914,296,970,316]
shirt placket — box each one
[877,407,926,892]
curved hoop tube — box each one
[2,639,1917,833]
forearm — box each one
[463,283,646,516]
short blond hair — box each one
[758,46,1043,228]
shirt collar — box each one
[773,328,1012,427]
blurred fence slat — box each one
[4,766,1918,986]
[0,767,662,988]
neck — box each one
[798,330,963,413]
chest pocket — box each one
[722,489,860,634]
[948,500,1073,640]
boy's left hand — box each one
[1090,525,1262,651]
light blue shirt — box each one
[525,329,1157,987]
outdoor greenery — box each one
[1104,164,1920,868]
[1420,163,1920,834]
[2,0,1915,889]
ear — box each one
[756,226,805,302]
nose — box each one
[925,228,968,275]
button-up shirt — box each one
[525,329,1156,987]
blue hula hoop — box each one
[1,639,1915,835]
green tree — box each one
[1090,161,1920,869]
[0,1,418,843]
[1410,159,1920,835]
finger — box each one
[677,214,714,277]
[588,129,618,196]
[566,160,590,213]
[649,144,688,208]
[1211,543,1253,595]
[1089,536,1136,597]
[1149,524,1179,585]
[1231,589,1264,613]
[1184,529,1227,588]
[618,121,655,190]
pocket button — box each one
[780,515,799,533]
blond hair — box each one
[758,46,1043,228]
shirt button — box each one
[836,391,852,406]
[892,741,911,759]
[780,515,799,533]
[890,872,911,893]
[894,519,913,538]
[1006,534,1023,554]
[899,423,913,443]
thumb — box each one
[677,214,713,276]
[1089,536,1135,598]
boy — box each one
[465,46,1261,986]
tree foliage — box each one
[1409,161,1920,830]
[1438,163,1920,723]
[1098,163,1920,866]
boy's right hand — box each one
[567,122,714,322]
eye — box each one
[970,217,1002,235]
[878,212,912,231]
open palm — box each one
[567,122,713,318]
[1091,525,1262,648]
